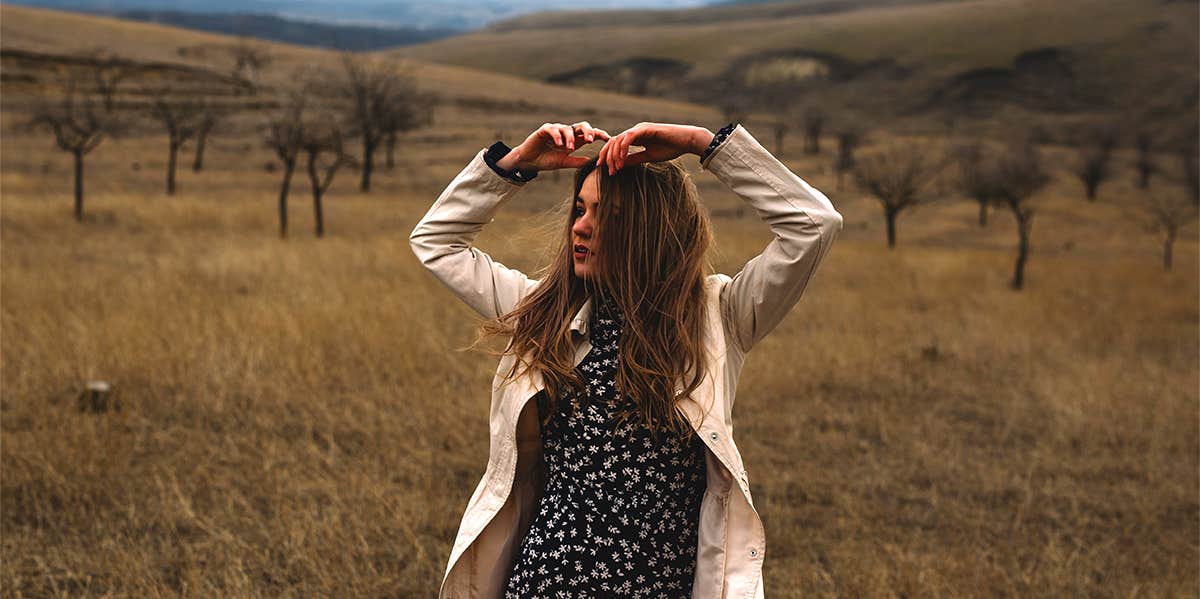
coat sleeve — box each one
[409,148,540,320]
[701,125,844,354]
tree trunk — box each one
[360,137,375,192]
[885,209,897,249]
[1084,178,1098,202]
[386,131,397,169]
[308,152,324,237]
[978,201,988,227]
[1011,216,1031,290]
[167,139,179,195]
[774,125,786,156]
[73,149,84,222]
[1163,226,1175,270]
[192,125,209,172]
[278,158,295,239]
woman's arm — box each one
[408,122,609,320]
[702,124,844,354]
[598,121,843,354]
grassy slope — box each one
[0,4,718,125]
[1,3,1197,599]
[388,0,1198,109]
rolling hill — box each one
[0,4,720,127]
[387,0,1199,133]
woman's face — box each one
[571,170,601,280]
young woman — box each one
[410,121,843,598]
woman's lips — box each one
[573,245,589,259]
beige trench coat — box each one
[410,125,843,599]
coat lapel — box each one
[569,294,592,338]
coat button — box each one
[749,548,758,558]
[709,432,718,441]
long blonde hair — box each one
[471,156,715,443]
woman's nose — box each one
[573,214,592,237]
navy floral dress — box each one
[504,291,709,598]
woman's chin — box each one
[573,266,594,280]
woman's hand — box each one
[597,122,714,175]
[497,122,611,173]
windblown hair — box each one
[471,156,716,443]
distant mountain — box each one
[111,10,456,51]
[2,0,710,30]
[483,0,956,31]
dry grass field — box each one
[2,3,1198,598]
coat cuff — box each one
[699,122,737,167]
[484,141,538,183]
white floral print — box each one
[504,292,708,598]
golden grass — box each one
[2,106,1197,597]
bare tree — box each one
[339,55,420,192]
[27,61,124,221]
[382,89,435,169]
[991,140,1051,290]
[802,105,826,155]
[852,142,943,248]
[264,87,308,238]
[754,79,802,156]
[147,85,206,195]
[707,69,754,125]
[1071,123,1119,201]
[833,127,863,191]
[1141,187,1198,270]
[954,140,999,227]
[300,113,356,237]
[191,98,227,172]
[750,70,832,156]
[231,36,273,96]
[85,49,130,113]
